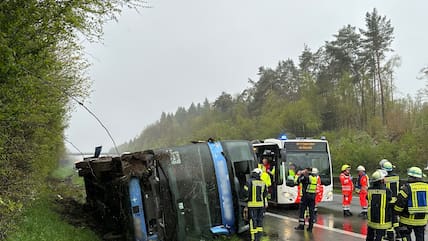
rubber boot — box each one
[294,224,304,230]
[344,210,352,217]
[307,223,313,232]
[385,229,394,241]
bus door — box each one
[252,143,280,203]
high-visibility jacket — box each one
[259,163,275,176]
[287,169,296,181]
[384,173,399,202]
[296,174,317,197]
[315,175,323,204]
[244,178,268,208]
[258,164,275,187]
[306,175,318,194]
[367,184,392,229]
[340,172,354,195]
[356,173,369,194]
[394,181,428,226]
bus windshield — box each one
[285,151,331,186]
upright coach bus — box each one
[253,136,333,205]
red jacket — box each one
[340,172,354,195]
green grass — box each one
[50,166,75,180]
[5,165,99,241]
[5,193,100,241]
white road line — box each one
[265,212,366,239]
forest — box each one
[118,9,428,175]
[0,0,144,238]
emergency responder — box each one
[340,164,354,216]
[381,160,400,240]
[366,169,392,241]
[355,165,368,218]
[394,166,428,241]
[258,158,273,188]
[312,167,323,218]
[294,167,318,232]
[287,163,297,181]
[244,168,268,241]
[379,159,388,168]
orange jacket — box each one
[356,173,368,194]
[340,172,354,195]
[315,175,323,204]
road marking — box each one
[266,212,366,239]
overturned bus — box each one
[75,140,257,241]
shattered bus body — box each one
[75,140,257,241]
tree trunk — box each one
[376,52,386,125]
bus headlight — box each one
[327,191,333,200]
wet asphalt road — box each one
[261,194,427,241]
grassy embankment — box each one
[5,166,100,241]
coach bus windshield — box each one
[284,142,332,186]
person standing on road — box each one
[294,167,318,232]
[340,164,354,217]
[366,169,392,241]
[394,166,428,241]
[244,168,268,241]
[381,161,400,240]
[355,165,369,218]
[312,167,323,218]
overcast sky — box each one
[64,0,428,153]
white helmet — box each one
[356,165,365,172]
[311,167,319,175]
[371,169,387,182]
[252,168,262,175]
[379,159,388,168]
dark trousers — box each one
[366,227,386,241]
[249,207,264,241]
[399,224,425,241]
[298,194,315,226]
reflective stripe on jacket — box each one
[245,178,268,208]
[340,172,354,195]
[306,175,318,194]
[394,182,428,226]
[367,187,392,229]
[384,174,399,201]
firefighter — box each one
[340,164,354,216]
[244,168,268,241]
[355,165,369,218]
[381,161,400,240]
[366,169,392,241]
[294,167,318,232]
[394,166,428,241]
[312,167,323,218]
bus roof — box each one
[254,138,329,150]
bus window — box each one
[285,152,331,186]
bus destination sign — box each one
[284,142,327,152]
